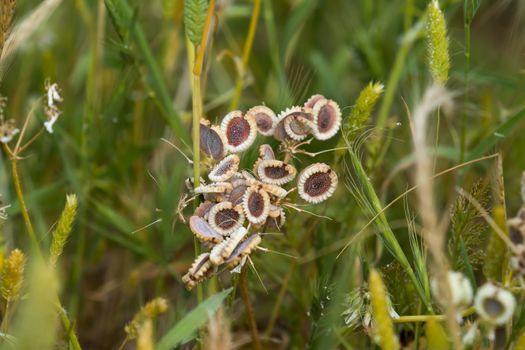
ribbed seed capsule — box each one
[194,182,233,194]
[256,159,297,185]
[221,111,257,153]
[311,99,342,140]
[194,201,214,219]
[258,144,275,160]
[209,154,240,182]
[200,120,227,160]
[189,216,224,244]
[207,201,244,236]
[298,163,338,203]
[243,186,270,224]
[182,253,213,290]
[246,106,277,136]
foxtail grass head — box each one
[0,248,25,301]
[425,0,450,85]
[50,194,78,267]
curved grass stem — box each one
[230,0,261,110]
[240,266,261,350]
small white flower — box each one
[44,81,63,134]
[44,111,60,134]
[431,271,473,308]
[0,119,19,143]
[474,283,515,326]
[47,83,62,108]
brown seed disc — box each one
[246,106,277,136]
[312,99,342,140]
[243,187,270,224]
[258,144,275,160]
[278,107,314,141]
[225,234,262,267]
[228,184,248,206]
[298,163,338,204]
[208,202,244,235]
[221,111,257,152]
[200,121,226,160]
[194,201,214,218]
[209,154,240,182]
[257,159,296,185]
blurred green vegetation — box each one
[0,0,524,348]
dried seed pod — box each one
[304,94,325,109]
[258,144,275,160]
[311,99,342,140]
[200,120,227,160]
[228,184,248,206]
[510,246,525,277]
[189,216,224,244]
[474,283,516,326]
[246,106,277,136]
[182,253,213,290]
[210,227,248,265]
[273,119,292,141]
[225,234,262,268]
[243,186,270,224]
[268,205,281,219]
[209,154,240,182]
[194,182,233,194]
[208,202,244,236]
[257,159,297,185]
[267,207,286,231]
[261,183,287,199]
[194,201,214,219]
[221,111,257,153]
[298,163,338,203]
[278,106,314,141]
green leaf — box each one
[463,0,480,25]
[467,107,525,161]
[184,0,208,46]
[156,288,233,350]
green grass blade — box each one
[156,288,233,350]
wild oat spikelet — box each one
[426,1,450,85]
[369,269,399,350]
[1,248,25,301]
[50,194,78,266]
[125,297,168,340]
[341,82,384,145]
[425,318,449,350]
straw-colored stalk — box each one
[369,269,399,350]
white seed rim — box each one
[194,182,233,194]
[297,163,338,204]
[207,201,245,236]
[225,234,262,267]
[304,94,325,109]
[278,106,314,141]
[246,105,278,136]
[209,154,240,182]
[194,201,215,219]
[311,99,342,140]
[243,186,270,224]
[261,183,287,199]
[221,111,257,153]
[257,159,297,185]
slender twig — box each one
[264,261,296,337]
[239,267,262,350]
[394,307,476,324]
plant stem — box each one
[239,266,261,350]
[230,0,261,110]
[264,260,295,337]
[394,307,476,324]
[0,301,10,333]
[461,21,471,163]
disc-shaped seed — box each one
[246,106,277,136]
[194,201,214,219]
[189,216,224,244]
[311,99,342,140]
[258,144,275,160]
[208,201,244,236]
[221,111,257,153]
[225,234,262,268]
[209,154,240,182]
[243,186,270,224]
[278,106,314,141]
[200,121,227,160]
[297,163,338,204]
[228,184,248,206]
[210,227,248,265]
[257,159,297,185]
[182,253,213,290]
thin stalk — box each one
[230,0,261,110]
[461,22,471,163]
[264,260,296,337]
[376,20,423,136]
[0,302,10,333]
[394,307,476,324]
[239,267,261,350]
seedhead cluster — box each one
[182,94,341,290]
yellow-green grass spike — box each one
[50,194,78,267]
[425,0,450,85]
[369,269,399,350]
